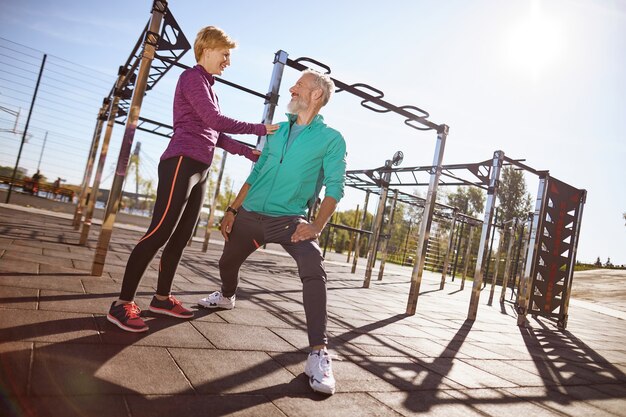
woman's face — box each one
[201,47,231,75]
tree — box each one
[446,186,485,217]
[623,212,625,227]
[497,166,532,223]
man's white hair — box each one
[303,69,335,106]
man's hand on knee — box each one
[291,222,322,242]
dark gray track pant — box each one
[219,207,328,347]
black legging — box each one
[119,156,210,301]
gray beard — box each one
[287,98,307,113]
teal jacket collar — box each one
[285,113,325,126]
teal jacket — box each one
[242,113,347,217]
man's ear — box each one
[313,88,323,101]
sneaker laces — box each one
[317,351,333,377]
[167,295,182,306]
[123,303,141,318]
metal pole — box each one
[451,221,464,280]
[483,207,499,288]
[36,131,48,171]
[346,205,360,263]
[558,189,586,329]
[499,219,517,303]
[488,228,504,305]
[439,209,458,289]
[467,150,504,320]
[351,191,370,273]
[402,219,413,266]
[73,99,108,228]
[79,71,125,245]
[92,1,167,276]
[377,189,398,280]
[406,125,448,315]
[257,50,288,150]
[517,175,548,326]
[6,54,47,204]
[202,150,227,252]
[460,225,474,291]
[363,169,390,288]
[514,215,534,302]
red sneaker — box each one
[107,302,148,332]
[149,295,194,319]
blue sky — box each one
[0,0,624,265]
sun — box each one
[505,1,564,80]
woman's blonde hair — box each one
[194,26,237,61]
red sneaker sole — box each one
[106,314,148,333]
[148,306,194,319]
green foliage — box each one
[497,166,532,223]
[446,186,485,217]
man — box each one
[198,69,346,395]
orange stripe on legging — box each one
[138,156,183,245]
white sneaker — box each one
[198,291,235,309]
[304,349,336,395]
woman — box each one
[107,26,278,332]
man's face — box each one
[288,74,317,113]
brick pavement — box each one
[1,205,625,417]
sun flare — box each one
[505,1,564,79]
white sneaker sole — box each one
[197,299,234,310]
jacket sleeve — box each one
[322,133,347,202]
[216,133,259,162]
[245,137,271,185]
[181,70,267,136]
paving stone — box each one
[420,357,518,389]
[6,394,129,417]
[0,308,100,344]
[31,342,192,395]
[127,394,286,417]
[503,386,620,417]
[169,348,299,394]
[192,321,296,352]
[0,285,38,310]
[2,206,626,416]
[370,390,487,416]
[0,341,32,396]
[444,387,565,416]
[269,393,403,417]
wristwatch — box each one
[226,206,238,216]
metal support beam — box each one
[202,150,227,252]
[351,191,370,273]
[461,225,474,291]
[363,175,389,288]
[377,189,399,280]
[406,125,448,314]
[516,175,548,326]
[73,99,109,229]
[92,0,167,276]
[467,150,504,320]
[499,219,517,303]
[439,209,458,289]
[79,71,125,245]
[257,50,288,150]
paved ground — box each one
[1,204,625,417]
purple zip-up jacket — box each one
[160,65,266,165]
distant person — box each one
[198,69,347,395]
[52,177,61,200]
[30,169,43,195]
[107,26,278,333]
